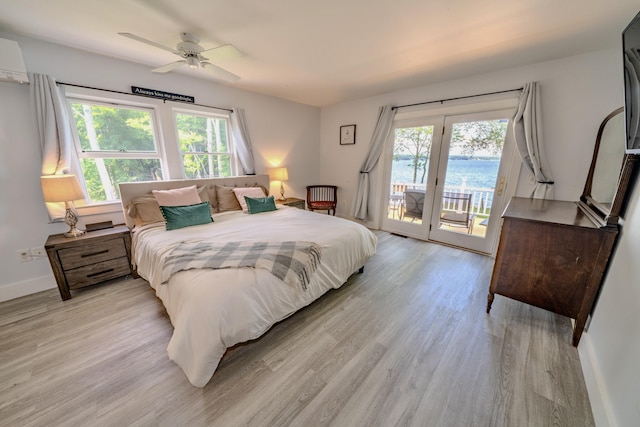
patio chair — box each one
[440,191,475,233]
[388,193,403,219]
[306,185,337,215]
[400,189,425,221]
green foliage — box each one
[71,103,155,151]
[80,159,162,201]
[176,113,231,178]
[452,119,507,156]
[394,126,433,184]
[71,103,162,202]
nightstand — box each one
[278,197,305,210]
[45,225,133,300]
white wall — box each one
[320,47,640,427]
[0,32,320,301]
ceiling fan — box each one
[118,32,241,82]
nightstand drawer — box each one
[58,237,127,270]
[65,256,131,289]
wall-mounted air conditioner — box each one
[0,38,29,84]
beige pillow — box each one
[207,185,219,213]
[216,185,243,212]
[153,185,201,206]
[232,187,268,213]
[129,194,164,227]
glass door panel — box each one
[381,119,442,239]
[429,111,513,253]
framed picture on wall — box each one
[340,124,356,145]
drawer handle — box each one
[87,268,114,278]
[81,249,109,258]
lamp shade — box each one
[272,167,289,182]
[41,175,85,203]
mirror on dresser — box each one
[579,107,640,226]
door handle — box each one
[497,176,506,196]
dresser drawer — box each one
[65,256,131,289]
[58,237,127,270]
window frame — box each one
[173,107,239,179]
[66,91,167,212]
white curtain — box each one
[30,73,73,220]
[230,107,256,175]
[512,82,554,199]
[352,105,395,220]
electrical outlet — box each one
[30,247,47,259]
[17,249,32,262]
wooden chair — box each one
[306,185,337,215]
[400,190,425,221]
[440,191,475,233]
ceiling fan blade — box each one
[118,32,180,55]
[200,44,242,61]
[152,60,186,73]
[201,62,241,82]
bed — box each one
[119,175,377,387]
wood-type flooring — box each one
[0,231,594,426]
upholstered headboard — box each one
[119,175,270,229]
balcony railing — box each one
[390,181,494,217]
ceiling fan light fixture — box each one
[119,32,241,81]
[186,56,199,69]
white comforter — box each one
[133,206,377,387]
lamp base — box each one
[64,226,85,238]
[63,205,84,238]
[279,182,286,201]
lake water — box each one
[391,158,500,189]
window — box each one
[175,111,234,178]
[69,101,164,203]
[66,88,240,210]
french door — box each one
[380,108,520,255]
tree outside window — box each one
[394,127,433,184]
[176,112,232,178]
[70,102,163,203]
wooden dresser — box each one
[487,197,618,345]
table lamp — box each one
[272,167,289,201]
[41,174,86,237]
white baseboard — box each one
[0,274,56,302]
[579,332,615,427]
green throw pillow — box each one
[244,196,277,214]
[159,201,213,230]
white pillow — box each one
[153,185,202,206]
[232,187,267,213]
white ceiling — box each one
[0,0,638,107]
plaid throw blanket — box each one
[160,241,322,291]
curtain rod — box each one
[57,81,234,113]
[392,87,523,110]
